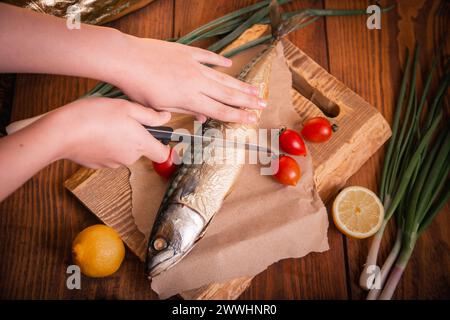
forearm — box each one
[0,3,126,84]
[0,113,64,201]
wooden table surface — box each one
[0,0,448,299]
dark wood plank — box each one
[173,0,258,48]
[0,0,174,299]
[325,0,450,299]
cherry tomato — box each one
[152,148,178,179]
[274,155,301,186]
[279,128,307,156]
[301,117,333,143]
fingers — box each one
[121,102,169,163]
[196,114,208,123]
[202,79,267,110]
[200,65,258,96]
[188,46,232,67]
[194,94,258,124]
[161,107,208,123]
[126,101,171,126]
[138,126,170,163]
[105,161,121,169]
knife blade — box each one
[144,125,277,157]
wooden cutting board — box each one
[64,25,391,300]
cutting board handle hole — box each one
[291,73,340,118]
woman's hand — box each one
[0,97,171,201]
[110,37,266,124]
[51,97,171,168]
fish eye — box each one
[153,237,168,251]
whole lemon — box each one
[72,224,125,278]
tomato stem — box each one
[331,124,338,132]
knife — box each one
[5,116,276,157]
[144,125,277,156]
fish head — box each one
[146,203,204,278]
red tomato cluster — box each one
[274,117,334,186]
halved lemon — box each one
[332,186,384,239]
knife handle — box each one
[143,125,173,145]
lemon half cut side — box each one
[332,186,384,239]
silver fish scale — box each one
[160,120,244,222]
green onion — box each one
[207,5,272,53]
[222,15,321,58]
[177,0,285,45]
[359,48,413,290]
[222,35,271,58]
[360,46,449,299]
[379,127,449,300]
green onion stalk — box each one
[359,47,412,291]
[83,0,393,99]
[360,46,449,299]
[379,127,449,299]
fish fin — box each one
[268,0,317,40]
[277,11,316,39]
[269,0,282,40]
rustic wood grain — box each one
[324,0,450,299]
[0,0,448,300]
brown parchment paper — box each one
[129,43,329,299]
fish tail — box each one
[269,0,315,41]
[269,0,282,39]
